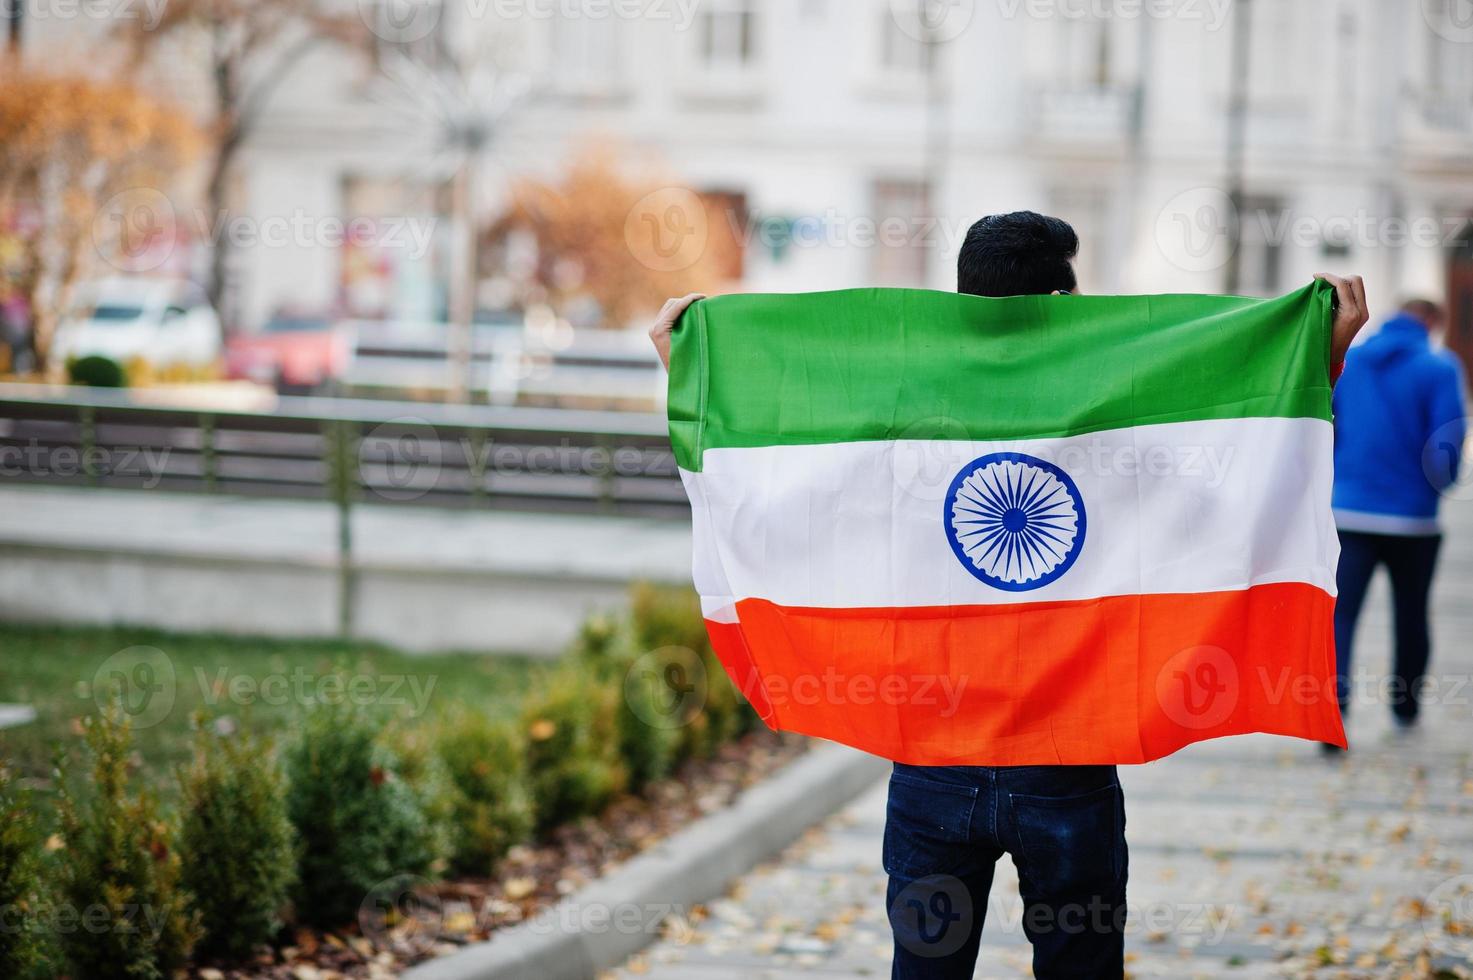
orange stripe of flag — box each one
[706,583,1345,765]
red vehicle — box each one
[225,313,349,392]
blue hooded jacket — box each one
[1331,313,1467,533]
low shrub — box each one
[627,583,763,761]
[435,713,535,875]
[571,613,621,666]
[54,697,201,979]
[613,659,683,791]
[0,766,46,978]
[628,582,709,654]
[177,722,296,962]
[521,669,627,832]
[573,625,680,794]
[383,723,456,872]
[284,701,443,929]
[67,354,128,388]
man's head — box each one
[1400,298,1445,333]
[957,211,1079,297]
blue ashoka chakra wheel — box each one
[943,452,1087,592]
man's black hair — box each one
[956,211,1079,297]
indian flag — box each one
[668,282,1347,765]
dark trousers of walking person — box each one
[1334,530,1443,723]
[885,763,1127,979]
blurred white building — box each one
[22,0,1473,367]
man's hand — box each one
[1315,273,1369,367]
[649,293,705,371]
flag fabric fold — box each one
[669,283,1347,765]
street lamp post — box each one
[446,123,491,405]
[374,48,526,404]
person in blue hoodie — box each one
[1331,299,1467,736]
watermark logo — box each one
[359,875,444,956]
[760,668,968,716]
[94,194,437,272]
[359,0,444,43]
[90,646,176,730]
[996,0,1232,32]
[1424,417,1472,501]
[0,442,170,486]
[1155,187,1238,274]
[85,649,440,730]
[625,187,709,273]
[891,415,976,505]
[889,874,974,958]
[359,417,443,502]
[1156,645,1238,730]
[92,187,177,274]
[1420,874,1473,957]
[891,0,976,44]
[0,0,170,32]
[624,646,708,730]
[1422,0,1473,44]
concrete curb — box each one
[404,742,890,980]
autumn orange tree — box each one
[0,70,199,369]
[485,149,738,328]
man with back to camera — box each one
[1327,299,1465,743]
[648,211,1369,978]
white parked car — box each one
[52,278,222,369]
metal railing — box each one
[0,383,686,518]
[0,383,688,636]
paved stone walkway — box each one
[611,500,1473,979]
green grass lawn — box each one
[0,622,540,796]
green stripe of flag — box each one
[668,281,1334,473]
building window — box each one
[870,180,930,288]
[880,4,935,74]
[1237,196,1286,297]
[550,14,622,90]
[696,0,757,71]
[341,176,448,322]
[1056,15,1112,90]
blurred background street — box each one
[3,1,1473,978]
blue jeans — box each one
[1334,530,1442,722]
[885,764,1127,979]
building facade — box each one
[22,0,1473,365]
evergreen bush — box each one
[67,354,128,388]
[284,701,442,928]
[54,698,200,979]
[176,723,296,962]
[435,713,534,875]
[0,766,46,978]
[521,669,626,832]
